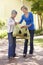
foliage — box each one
[0,20,6,29]
[27,0,43,14]
[34,39,43,47]
[31,0,43,14]
[35,29,43,36]
[0,30,7,38]
[26,0,43,30]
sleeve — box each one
[20,15,24,24]
[8,19,14,25]
[30,12,34,24]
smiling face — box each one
[12,13,17,18]
[21,6,28,14]
[11,10,17,18]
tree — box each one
[27,0,43,30]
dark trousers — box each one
[23,30,34,54]
[8,32,16,58]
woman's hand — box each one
[15,22,19,25]
[21,25,28,28]
[15,22,17,25]
[21,24,32,28]
[15,22,20,25]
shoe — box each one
[28,53,33,57]
[8,57,14,60]
[13,54,17,57]
[23,54,27,58]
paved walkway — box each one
[34,35,43,39]
[0,39,43,65]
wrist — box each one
[27,25,29,28]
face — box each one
[12,13,17,18]
[21,8,28,14]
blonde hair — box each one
[21,5,28,10]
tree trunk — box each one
[39,15,42,30]
[37,14,41,29]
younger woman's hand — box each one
[21,26,28,28]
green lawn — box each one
[34,39,43,47]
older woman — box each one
[20,6,35,57]
[7,10,17,59]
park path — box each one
[0,39,43,65]
[34,35,43,39]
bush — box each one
[35,29,43,36]
[0,30,7,38]
[0,20,6,29]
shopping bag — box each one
[13,21,29,39]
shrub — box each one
[35,29,43,36]
[0,20,6,29]
[0,30,7,38]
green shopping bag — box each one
[13,21,29,39]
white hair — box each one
[11,10,17,14]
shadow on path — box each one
[0,39,43,65]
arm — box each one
[19,15,24,24]
[15,15,24,24]
[26,24,32,28]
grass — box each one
[34,39,43,47]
